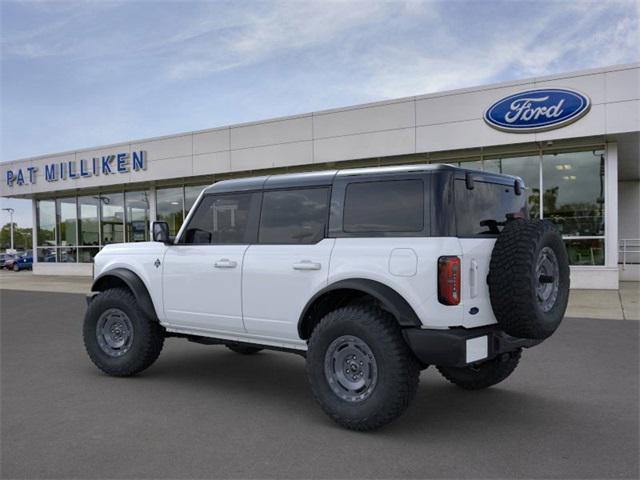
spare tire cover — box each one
[488,219,570,340]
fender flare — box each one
[297,278,422,338]
[91,268,158,320]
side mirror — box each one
[152,221,171,244]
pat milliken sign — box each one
[5,151,147,187]
[484,88,591,133]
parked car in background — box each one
[12,252,33,271]
[2,253,17,270]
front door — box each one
[242,187,333,341]
[162,191,260,334]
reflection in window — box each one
[37,200,56,246]
[78,247,100,263]
[565,239,605,265]
[542,151,605,237]
[100,193,124,244]
[78,196,100,246]
[125,191,150,242]
[37,247,57,263]
[156,187,184,236]
[57,197,77,246]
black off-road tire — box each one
[226,344,263,355]
[306,305,420,431]
[83,288,165,377]
[437,349,521,390]
[488,219,570,340]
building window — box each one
[77,195,100,263]
[542,150,605,266]
[156,187,184,237]
[100,193,124,245]
[56,197,77,263]
[125,190,150,242]
[36,200,56,262]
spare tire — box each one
[488,219,569,340]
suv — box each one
[83,164,569,430]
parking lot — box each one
[1,288,638,479]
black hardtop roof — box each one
[203,163,522,194]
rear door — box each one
[242,187,334,341]
[455,177,527,327]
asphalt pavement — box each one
[1,289,638,479]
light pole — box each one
[2,207,15,251]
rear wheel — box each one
[225,344,263,355]
[306,305,420,431]
[437,349,521,390]
[83,288,165,376]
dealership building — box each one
[1,63,638,289]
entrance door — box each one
[242,187,333,341]
[162,192,260,334]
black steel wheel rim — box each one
[324,335,378,402]
[96,308,134,357]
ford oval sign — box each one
[484,88,591,133]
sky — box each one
[1,0,639,228]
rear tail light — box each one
[438,256,461,305]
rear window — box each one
[455,180,527,236]
[259,188,330,244]
[343,179,424,233]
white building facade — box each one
[1,63,638,288]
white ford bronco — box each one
[84,164,570,430]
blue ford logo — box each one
[484,88,591,133]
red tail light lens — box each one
[438,256,461,305]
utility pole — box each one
[2,207,15,251]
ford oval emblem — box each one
[484,88,591,133]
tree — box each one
[0,223,33,251]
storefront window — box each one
[125,190,150,242]
[157,187,184,236]
[542,151,605,237]
[36,200,56,247]
[100,193,124,244]
[565,238,605,266]
[78,196,100,246]
[56,197,77,247]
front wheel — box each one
[306,305,420,431]
[12,264,19,272]
[83,288,165,377]
[436,349,521,390]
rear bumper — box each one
[402,325,541,368]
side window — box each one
[259,188,330,244]
[343,179,424,233]
[455,180,527,236]
[181,193,257,244]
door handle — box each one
[293,260,321,271]
[214,258,237,269]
